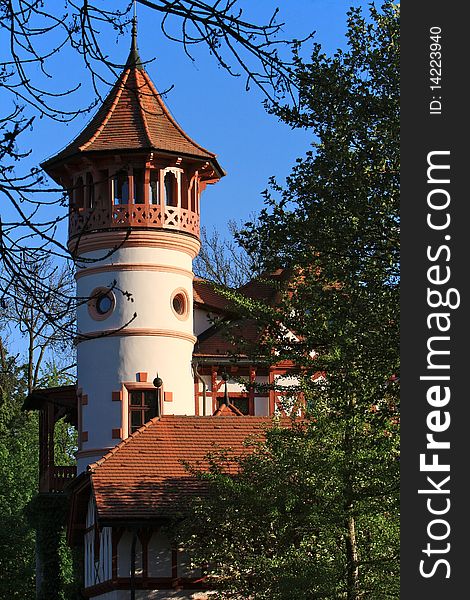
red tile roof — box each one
[193,278,233,313]
[89,415,274,521]
[194,319,261,358]
[213,402,245,416]
[42,46,224,179]
[237,269,289,302]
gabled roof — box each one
[213,402,245,416]
[193,270,291,358]
[238,268,290,303]
[194,319,261,358]
[88,415,273,521]
[193,278,233,313]
[41,35,224,179]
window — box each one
[191,179,198,213]
[129,389,161,434]
[172,294,185,315]
[171,289,189,320]
[74,176,84,209]
[181,173,189,209]
[149,170,160,204]
[87,287,116,321]
[112,171,129,204]
[217,396,250,415]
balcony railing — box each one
[69,204,200,238]
[40,465,77,493]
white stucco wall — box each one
[193,308,214,337]
[76,244,197,472]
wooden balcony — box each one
[40,465,77,493]
[69,204,200,238]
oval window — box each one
[96,293,113,315]
[88,287,116,321]
[171,289,189,320]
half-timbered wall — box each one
[84,497,113,588]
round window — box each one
[171,289,189,320]
[88,287,116,321]
[96,293,113,315]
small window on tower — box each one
[164,171,178,207]
[171,289,189,320]
[191,179,198,213]
[128,389,160,434]
[85,172,94,209]
[74,176,85,209]
[88,287,116,321]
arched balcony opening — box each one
[74,176,85,209]
[190,177,199,214]
[149,169,159,205]
[181,173,189,210]
[85,172,94,209]
[164,171,178,207]
[133,168,144,204]
[112,171,129,205]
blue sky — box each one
[20,0,367,241]
[2,0,368,364]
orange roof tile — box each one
[42,43,224,179]
[194,319,261,358]
[193,278,233,313]
[237,269,289,302]
[213,402,245,416]
[89,415,274,521]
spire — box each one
[128,10,143,70]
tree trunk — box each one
[345,510,359,600]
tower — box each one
[41,27,224,472]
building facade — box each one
[25,25,299,599]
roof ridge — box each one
[135,70,153,148]
[140,69,217,159]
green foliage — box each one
[26,493,81,600]
[180,413,399,599]
[0,342,37,598]
[42,361,78,466]
[0,349,78,598]
[179,3,400,599]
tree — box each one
[0,339,37,598]
[179,3,400,598]
[194,219,262,287]
[1,253,75,393]
[0,338,78,599]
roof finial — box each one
[128,2,143,70]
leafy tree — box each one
[0,340,78,599]
[179,3,399,599]
[0,339,37,598]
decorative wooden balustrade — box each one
[69,204,200,237]
[40,465,77,493]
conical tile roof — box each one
[42,35,224,178]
